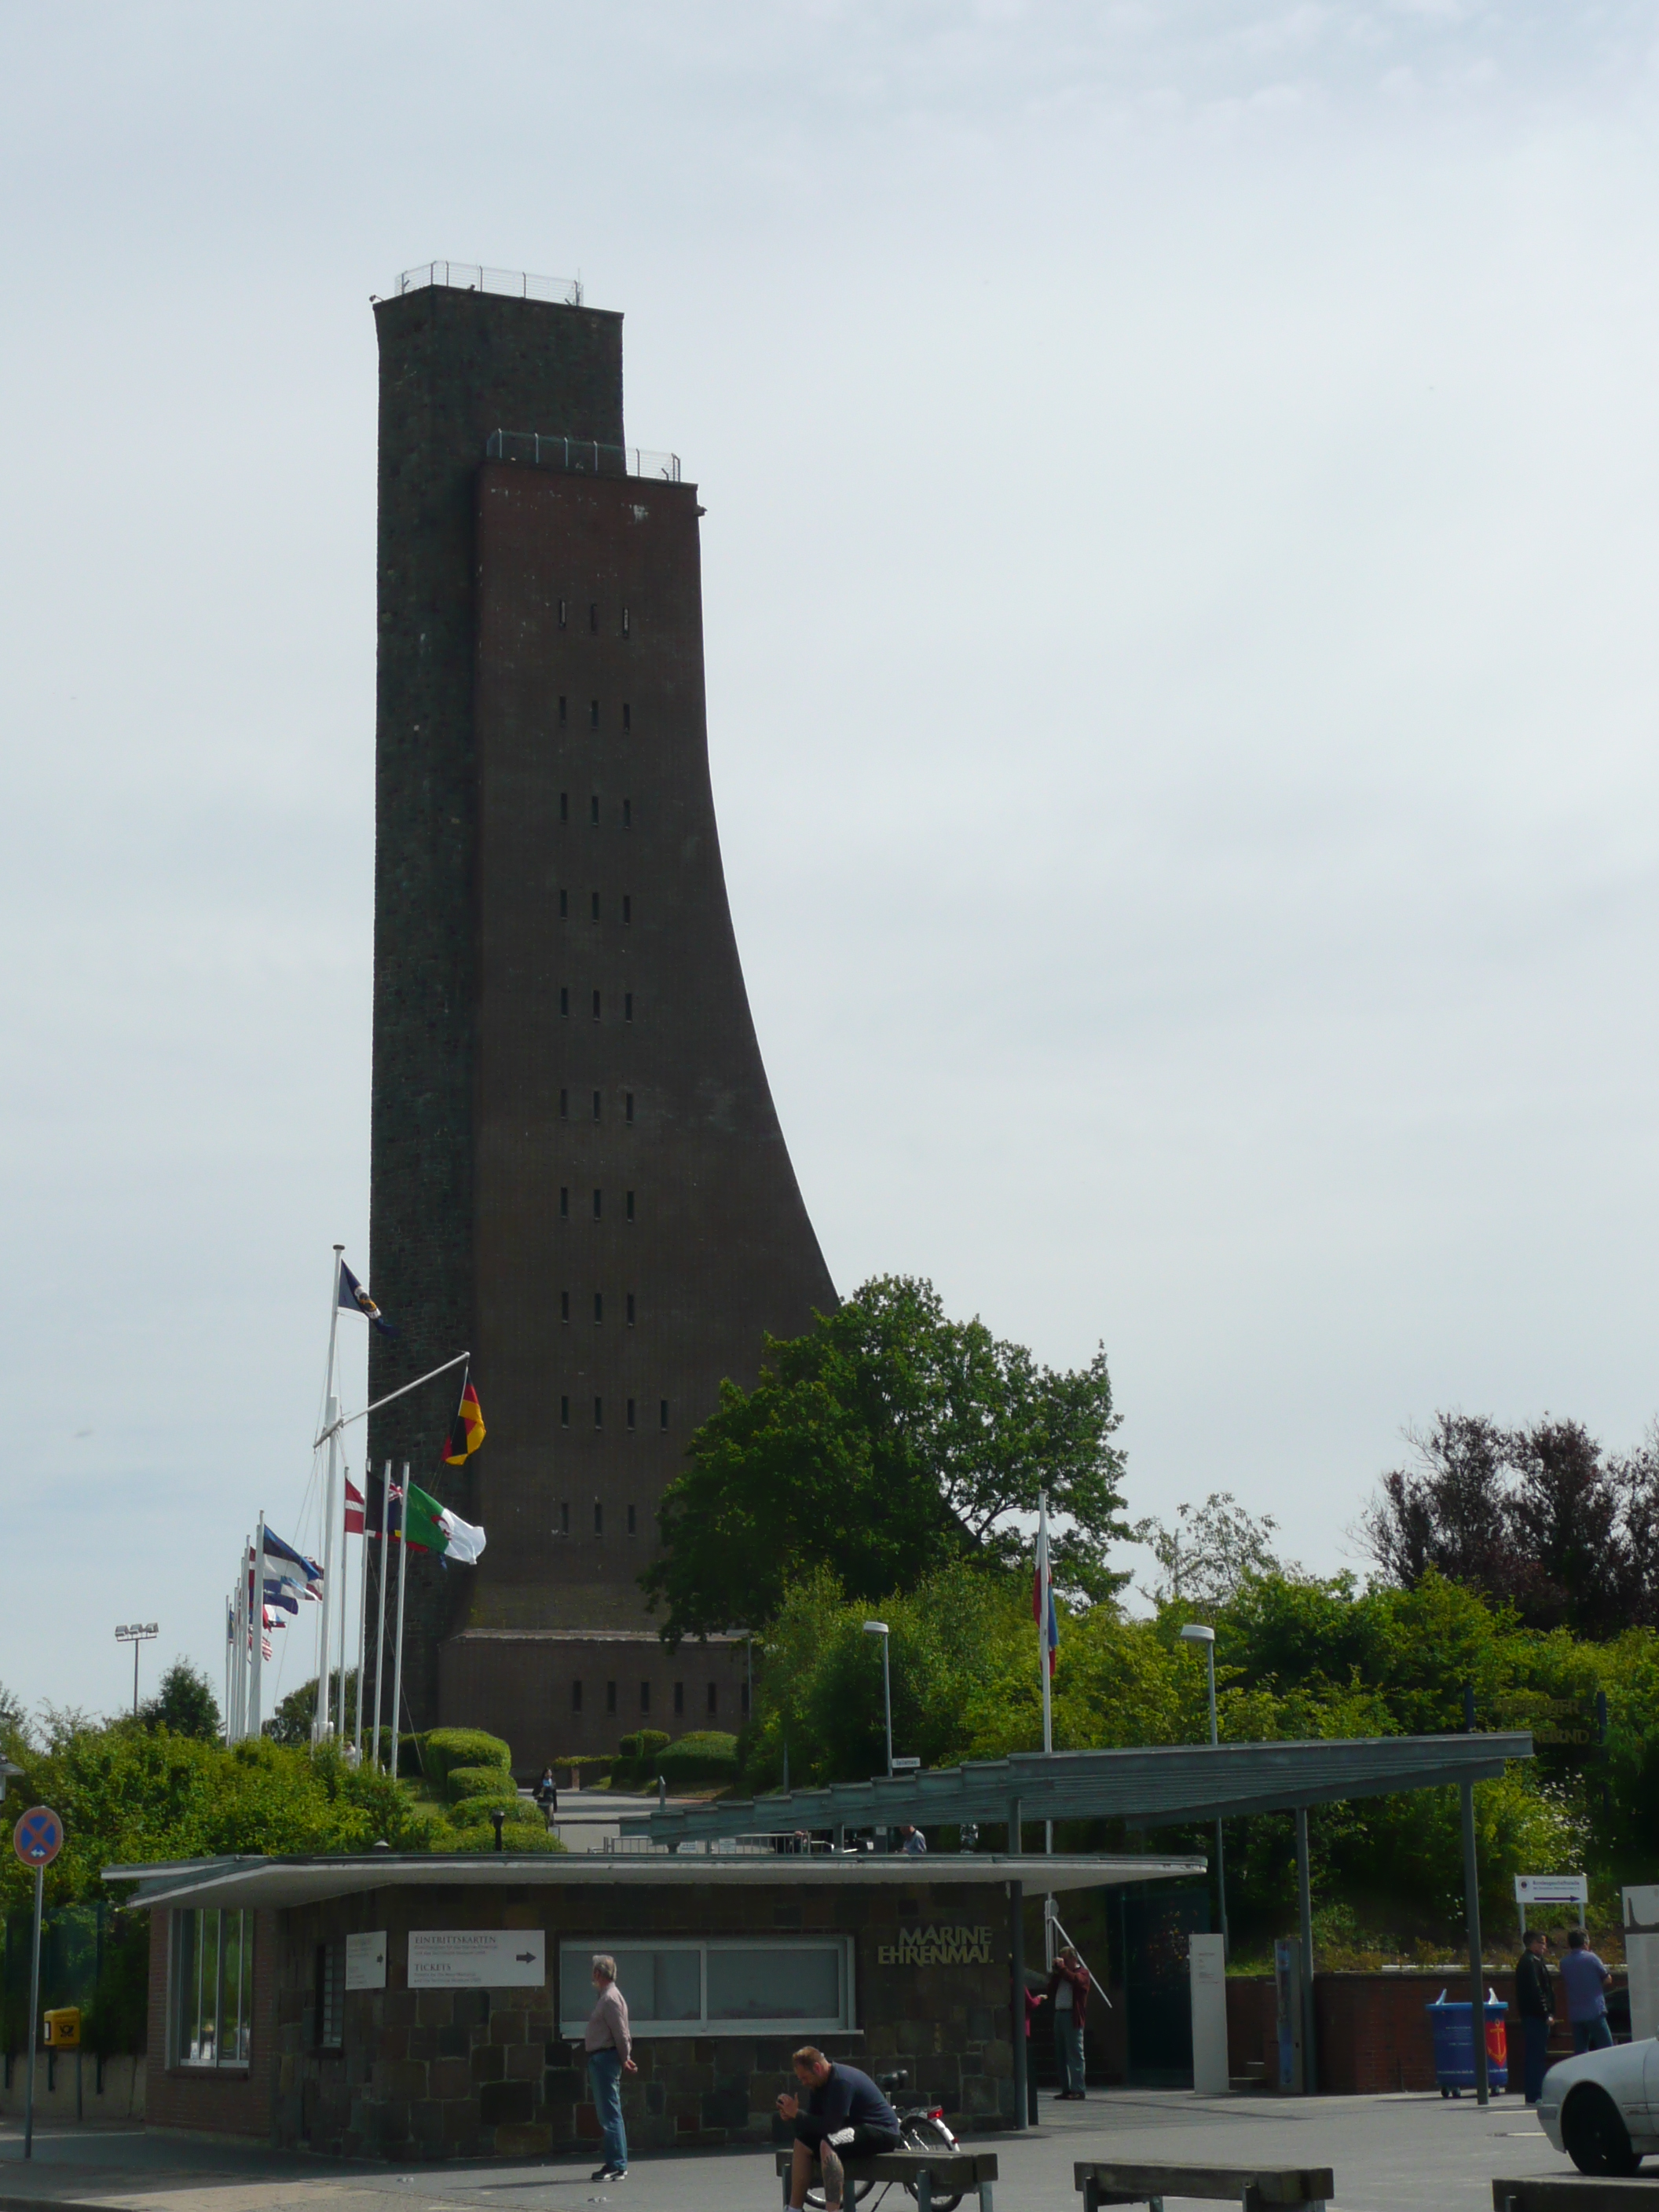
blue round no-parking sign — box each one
[13,1807,64,1866]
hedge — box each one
[655,1731,740,1785]
[447,1791,524,1825]
[447,1762,517,1806]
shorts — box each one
[795,2118,903,2159]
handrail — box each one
[485,428,681,484]
[397,262,584,306]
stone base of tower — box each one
[438,1628,749,1771]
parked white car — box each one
[1537,2038,1659,2174]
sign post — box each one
[13,1805,65,2161]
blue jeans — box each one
[1522,2015,1551,2102]
[588,2047,628,2170]
[1573,2016,1613,2054]
[1054,2012,1085,2095]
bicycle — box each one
[803,2071,964,2212]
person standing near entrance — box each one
[1514,1929,1556,2103]
[1558,1927,1613,2053]
[1046,1944,1090,2100]
[584,1954,636,2180]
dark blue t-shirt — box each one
[808,2062,900,2133]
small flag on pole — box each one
[402,1479,486,1565]
[339,1260,395,1335]
[443,1379,485,1466]
[344,1477,365,1536]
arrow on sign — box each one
[515,1951,535,1964]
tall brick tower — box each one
[364,268,834,1763]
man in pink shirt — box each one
[584,1954,637,2179]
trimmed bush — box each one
[447,1762,516,1806]
[447,1816,566,1854]
[423,1728,512,1785]
[655,1730,740,1786]
[447,1791,523,1825]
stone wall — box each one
[267,1877,1016,2159]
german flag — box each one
[444,1378,486,1466]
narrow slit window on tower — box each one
[624,1091,635,1124]
[659,1397,668,1430]
[594,1496,603,1529]
[626,1291,635,1326]
[559,1087,569,1119]
[558,695,568,729]
[594,1396,604,1428]
[593,1291,603,1324]
[622,798,632,829]
[621,606,631,637]
[592,1188,602,1220]
[591,989,601,1020]
[559,986,569,1017]
[559,1187,569,1219]
[706,1682,717,1717]
[559,792,569,823]
[589,602,599,634]
[673,1680,683,1716]
[624,993,633,1023]
[559,888,569,919]
[626,1190,635,1222]
[627,1503,637,1536]
[559,599,568,631]
[561,1501,571,1535]
[560,1394,570,1427]
[589,699,599,731]
[622,703,632,734]
[591,890,600,921]
[639,1681,650,1715]
[560,1289,570,1324]
[590,796,600,826]
[570,1675,581,1711]
[626,1396,635,1429]
[591,1089,601,1121]
[622,894,632,925]
[606,1680,617,1715]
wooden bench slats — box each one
[1076,2160,1334,2207]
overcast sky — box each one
[5,1,1659,1723]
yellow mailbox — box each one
[42,2006,80,2047]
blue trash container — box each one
[1425,1990,1509,2096]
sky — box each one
[5,0,1659,1723]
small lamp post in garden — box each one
[1180,1621,1229,1954]
[862,1621,894,1779]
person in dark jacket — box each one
[1046,1945,1090,2100]
[778,2046,902,2212]
[1514,1930,1555,2104]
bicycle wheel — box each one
[901,2114,963,2212]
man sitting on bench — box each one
[778,2046,903,2212]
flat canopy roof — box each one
[101,1850,1204,1914]
[620,1731,1536,1850]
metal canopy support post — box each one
[1009,1880,1027,2132]
[1008,1798,1022,1855]
[1295,1807,1317,2095]
[1461,1778,1490,2107]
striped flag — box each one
[344,1477,365,1536]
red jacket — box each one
[1046,1958,1090,2029]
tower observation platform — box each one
[363,272,834,1763]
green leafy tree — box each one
[642,1275,1128,1643]
[137,1661,221,1741]
[1130,1491,1290,1612]
[266,1670,361,1746]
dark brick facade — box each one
[1224,1968,1570,2093]
[147,1878,1018,2159]
[366,284,834,1751]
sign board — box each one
[408,1930,545,1989]
[1189,1933,1229,2096]
[13,1807,64,1867]
[346,1932,388,1990]
[1623,1885,1659,1933]
[1514,1875,1588,1906]
[891,1757,921,1772]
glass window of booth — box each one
[557,1938,852,2037]
[170,1908,251,2068]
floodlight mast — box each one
[114,1621,159,1716]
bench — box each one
[775,2146,999,2212]
[1493,2183,1659,2210]
[1075,2160,1335,2211]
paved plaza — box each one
[0,2089,1581,2212]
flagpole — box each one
[232,1544,247,1741]
[224,1596,233,1746]
[389,1464,409,1784]
[338,1459,353,1745]
[1038,1494,1056,1963]
[372,1461,390,1769]
[353,1474,370,1761]
[250,1517,266,1739]
[313,1246,346,1745]
[314,1350,471,1448]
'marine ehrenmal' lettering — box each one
[877,1925,994,1968]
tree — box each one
[137,1661,221,1741]
[640,1275,1129,1643]
[266,1671,359,1747]
[1130,1491,1291,1612]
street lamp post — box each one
[862,1621,893,1779]
[1180,1622,1229,1954]
[114,1622,159,1716]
